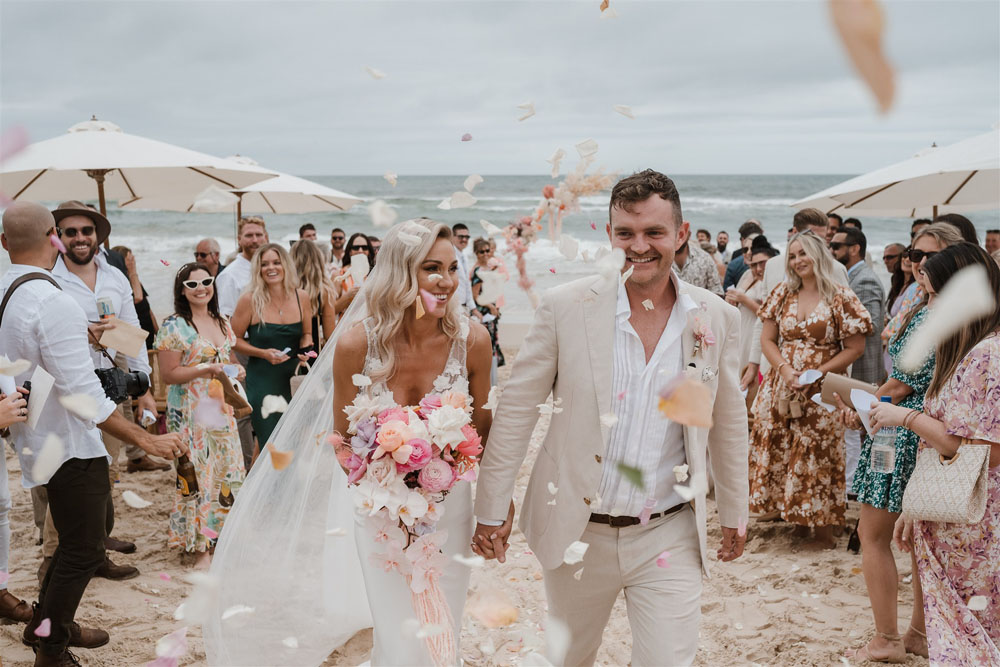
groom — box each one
[473,170,748,666]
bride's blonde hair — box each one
[363,218,462,384]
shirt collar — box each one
[616,270,698,319]
[846,259,864,277]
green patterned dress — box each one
[852,307,933,512]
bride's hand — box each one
[472,501,515,563]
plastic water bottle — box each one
[870,396,896,474]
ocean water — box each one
[7,174,998,322]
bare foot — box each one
[903,628,928,658]
[845,634,906,663]
[194,551,212,570]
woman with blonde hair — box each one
[203,219,493,666]
[749,231,873,549]
[231,243,313,453]
[290,239,337,349]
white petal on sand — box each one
[480,219,504,237]
[599,413,619,429]
[673,463,689,483]
[282,636,299,649]
[352,374,372,388]
[383,171,397,187]
[260,394,289,419]
[547,482,558,495]
[968,595,988,611]
[325,527,346,537]
[368,199,398,228]
[546,148,566,178]
[464,174,484,193]
[575,138,599,158]
[221,605,256,621]
[641,299,654,311]
[675,471,708,501]
[482,385,499,411]
[563,540,589,565]
[364,66,387,79]
[122,490,153,509]
[600,7,618,19]
[900,265,996,371]
[155,626,188,659]
[558,235,579,261]
[175,572,220,624]
[452,553,486,568]
[58,393,98,420]
[0,356,31,377]
[516,101,536,121]
[448,191,477,209]
[32,434,64,483]
[613,104,635,119]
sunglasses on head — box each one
[908,249,937,263]
[58,226,95,238]
[182,276,215,289]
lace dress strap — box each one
[361,318,388,395]
[432,315,471,396]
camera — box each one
[95,367,150,404]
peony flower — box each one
[398,490,429,527]
[455,424,483,458]
[418,395,442,415]
[351,417,378,456]
[396,438,432,474]
[372,420,411,459]
[426,405,470,450]
[418,459,456,493]
[439,391,468,411]
[377,407,409,426]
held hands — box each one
[141,432,188,460]
[471,500,515,563]
[718,525,747,562]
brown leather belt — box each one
[589,503,685,527]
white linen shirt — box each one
[51,255,151,375]
[0,265,118,488]
[216,254,252,317]
[454,245,475,313]
[592,276,699,517]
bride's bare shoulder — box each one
[334,320,369,356]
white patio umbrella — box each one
[792,128,1000,218]
[0,117,278,218]
[119,157,361,216]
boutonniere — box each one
[687,304,716,357]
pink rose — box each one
[419,395,442,415]
[366,456,398,488]
[455,424,483,458]
[378,407,409,426]
[373,420,410,459]
[418,459,456,493]
[396,438,433,474]
[439,391,468,411]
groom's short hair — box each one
[609,169,683,227]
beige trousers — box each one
[544,505,702,667]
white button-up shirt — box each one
[51,255,151,375]
[216,254,252,317]
[592,276,698,517]
[454,245,475,313]
[0,265,118,488]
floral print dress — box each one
[852,307,934,512]
[913,331,1000,665]
[154,315,246,553]
[748,283,872,527]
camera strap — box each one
[0,272,62,327]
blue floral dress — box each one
[852,307,933,512]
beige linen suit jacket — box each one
[475,273,749,573]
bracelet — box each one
[903,409,922,430]
[777,362,789,374]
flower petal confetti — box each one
[193,396,229,431]
[547,482,558,495]
[448,191,477,209]
[397,231,422,247]
[558,234,579,261]
[590,222,598,231]
[673,463,689,483]
[830,0,894,113]
[573,567,584,581]
[516,101,536,121]
[368,199,398,228]
[658,373,714,427]
[482,385,499,411]
[260,394,289,419]
[452,553,486,568]
[562,540,589,565]
[420,288,438,314]
[122,489,153,509]
[738,517,748,538]
[364,66,387,79]
[160,259,170,266]
[616,462,644,489]
[200,526,219,540]
[549,268,556,274]
[221,605,256,621]
[325,527,347,537]
[600,7,618,19]
[968,595,988,611]
[595,247,626,283]
[32,434,64,483]
[599,413,618,429]
[480,219,504,237]
[383,171,397,187]
[50,233,68,254]
[620,265,634,284]
[613,104,635,119]
[282,636,299,649]
[266,442,294,470]
[641,299,654,311]
[616,390,627,401]
[655,550,671,568]
[546,148,566,179]
[58,393,98,420]
[35,617,52,637]
[159,573,172,581]
[468,589,519,627]
[0,356,30,377]
[674,471,709,501]
[305,350,318,359]
[575,138,599,158]
[464,174,484,193]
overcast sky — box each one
[2,0,997,176]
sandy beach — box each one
[2,351,929,667]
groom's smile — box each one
[608,194,689,288]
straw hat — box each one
[52,200,111,244]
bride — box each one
[203,218,494,667]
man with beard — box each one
[673,232,724,297]
[328,227,346,273]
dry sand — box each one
[2,356,930,666]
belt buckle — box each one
[608,515,634,528]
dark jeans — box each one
[38,457,111,656]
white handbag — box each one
[901,441,990,524]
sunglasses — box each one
[332,236,345,241]
[476,249,490,254]
[350,244,370,251]
[882,253,901,262]
[58,226,95,238]
[828,241,849,250]
[182,277,215,289]
[193,251,215,259]
[456,234,471,241]
[908,249,938,263]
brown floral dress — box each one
[749,283,873,527]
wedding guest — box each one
[112,245,158,349]
[883,245,915,373]
[333,232,374,315]
[298,223,317,241]
[674,233,724,296]
[194,238,225,276]
[0,388,31,624]
[910,218,931,240]
[723,219,764,289]
[717,230,731,263]
[696,228,711,244]
[883,243,1000,665]
[749,231,872,548]
[154,263,246,568]
[328,227,346,272]
[827,213,843,244]
[470,238,506,382]
[290,239,336,350]
[933,213,979,245]
[986,229,999,254]
[231,243,312,453]
[843,217,862,230]
[451,223,476,313]
[726,238,775,375]
[216,217,268,318]
[368,235,381,256]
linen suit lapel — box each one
[582,278,617,422]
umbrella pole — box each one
[86,168,111,248]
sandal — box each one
[846,632,906,664]
[904,624,929,658]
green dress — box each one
[852,307,934,512]
[246,318,303,447]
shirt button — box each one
[594,455,602,463]
[583,497,592,505]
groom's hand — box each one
[471,501,515,563]
[717,526,746,562]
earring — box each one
[415,294,425,319]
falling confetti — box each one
[0,356,31,377]
[260,394,289,419]
[480,219,504,237]
[573,568,584,581]
[464,174,484,193]
[368,199,398,228]
[35,618,52,637]
[546,148,566,179]
[575,138,599,158]
[468,589,519,627]
[563,541,589,565]
[673,464,689,483]
[282,636,299,649]
[558,235,579,261]
[159,573,172,581]
[326,527,347,537]
[438,191,477,209]
[452,553,486,568]
[656,550,671,568]
[549,268,556,274]
[221,605,256,621]
[613,104,635,119]
[516,101,536,121]
[616,390,627,400]
[658,374,714,427]
[160,259,170,266]
[829,0,894,113]
[968,596,988,611]
[200,526,219,540]
[420,288,438,314]
[675,471,709,501]
[641,299,654,311]
[383,171,398,187]
[621,265,634,284]
[482,385,499,411]
[122,490,153,509]
[461,133,473,142]
[616,462,644,489]
[351,374,371,388]
[49,234,67,254]
[364,66,387,79]
[32,434,64,483]
[193,396,229,431]
[266,442,294,470]
[590,222,597,231]
[599,413,618,429]
[59,393,99,420]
